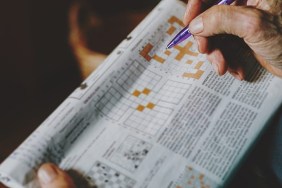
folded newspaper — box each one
[1,0,282,187]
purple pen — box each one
[167,0,235,49]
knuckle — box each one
[208,6,224,25]
[243,9,265,38]
[211,6,231,33]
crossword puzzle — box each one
[139,16,208,79]
[109,136,152,172]
[86,161,136,188]
[94,56,193,135]
[93,16,205,136]
[174,166,216,188]
[95,65,190,135]
[95,60,162,122]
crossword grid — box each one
[95,87,130,120]
[159,80,191,104]
[109,136,152,172]
[117,60,162,93]
[96,78,190,135]
[139,15,208,80]
[124,106,173,136]
[96,60,163,121]
[150,39,207,78]
[86,161,136,188]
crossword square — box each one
[136,105,145,112]
[146,103,155,109]
[167,26,176,35]
[152,55,165,63]
[195,61,204,69]
[133,90,141,97]
[186,60,193,64]
[142,88,151,95]
[165,50,172,56]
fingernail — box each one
[38,165,57,184]
[189,17,203,34]
[212,62,219,75]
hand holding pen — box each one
[167,0,235,49]
[168,0,282,80]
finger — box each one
[227,51,246,80]
[228,66,244,80]
[38,163,76,188]
[0,183,8,188]
[226,50,246,80]
[183,0,204,25]
[188,5,266,43]
[219,36,247,80]
[207,49,228,75]
[194,36,209,53]
[209,34,246,79]
[183,0,239,25]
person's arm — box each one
[184,0,282,79]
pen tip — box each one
[166,43,173,49]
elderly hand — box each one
[37,163,75,188]
[184,0,282,80]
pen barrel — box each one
[216,0,235,5]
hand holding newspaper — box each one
[1,0,282,187]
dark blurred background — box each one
[0,0,81,162]
[0,0,280,187]
[0,0,158,162]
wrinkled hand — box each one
[184,0,282,80]
[37,163,75,188]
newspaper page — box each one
[1,0,282,187]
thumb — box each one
[188,5,265,42]
[37,163,75,188]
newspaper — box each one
[1,0,282,187]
